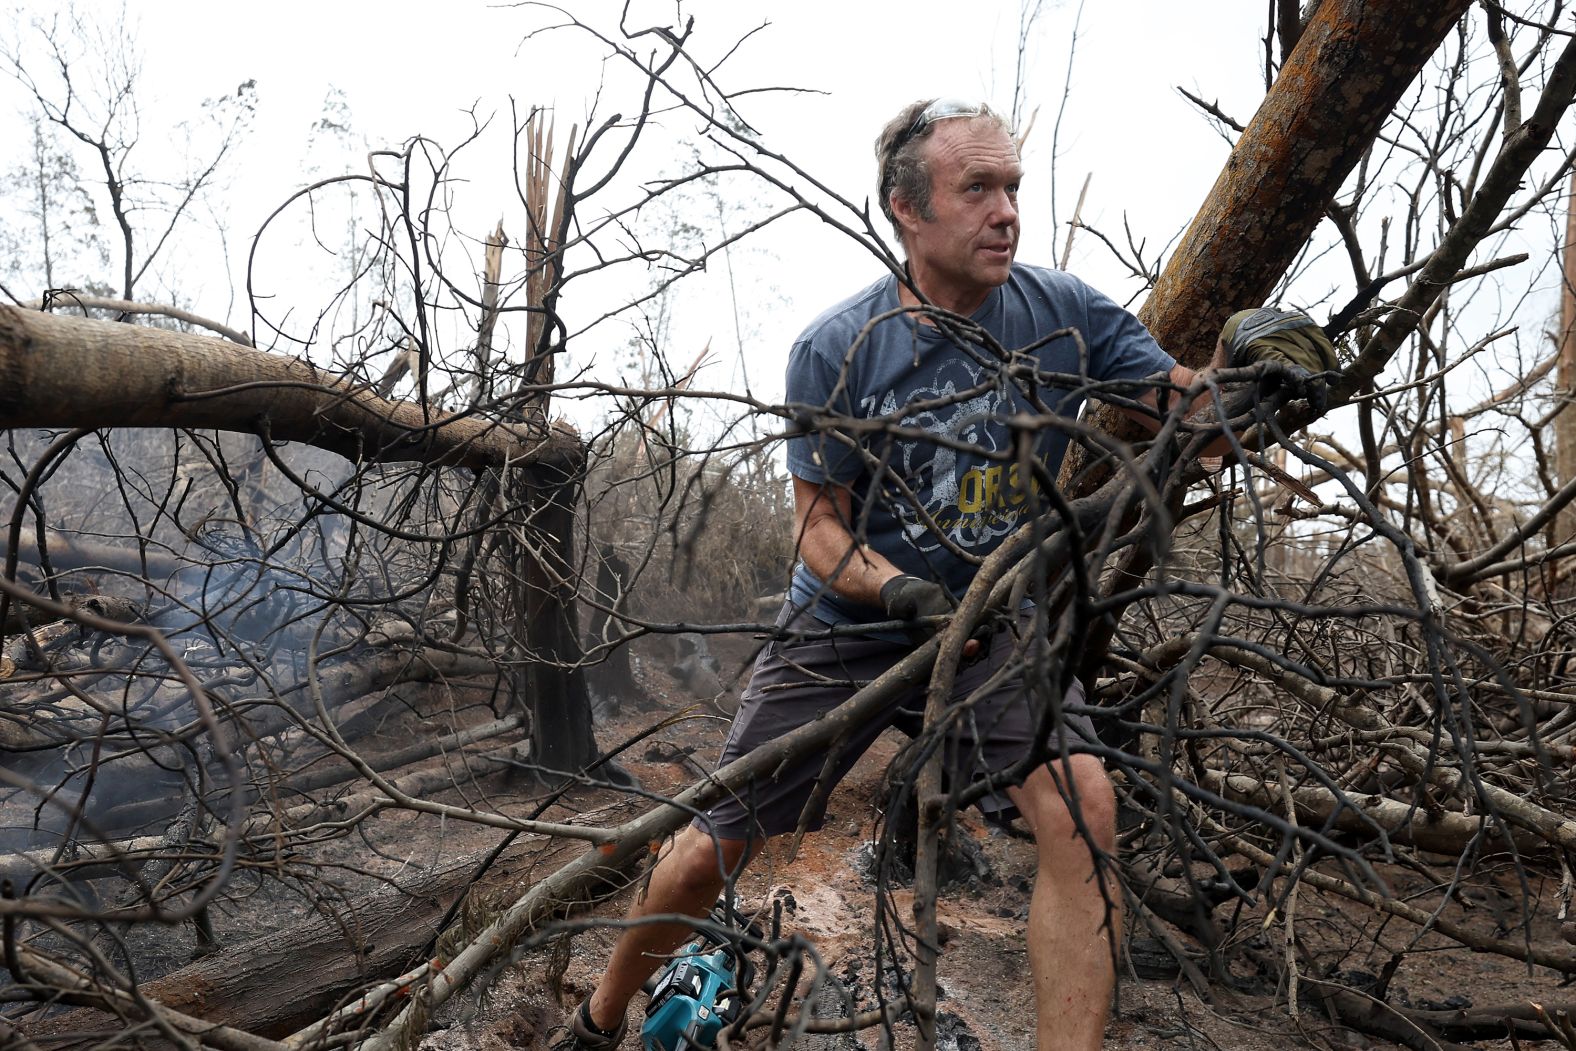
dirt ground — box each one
[53,632,1569,1050]
[366,635,1576,1051]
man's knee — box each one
[647,825,755,902]
[1012,756,1117,859]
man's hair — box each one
[874,99,1011,239]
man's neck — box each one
[898,261,994,317]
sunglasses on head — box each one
[900,98,990,149]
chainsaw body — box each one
[641,940,745,1051]
[641,900,761,1051]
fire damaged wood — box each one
[2,595,143,672]
[1276,959,1576,1049]
[22,846,541,1044]
[1202,768,1552,856]
[513,466,602,780]
[0,590,143,634]
[584,543,642,714]
[243,737,529,836]
[10,948,288,1051]
[0,717,527,886]
[0,646,497,758]
[0,646,505,863]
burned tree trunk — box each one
[1,528,182,581]
[1556,171,1576,549]
[494,108,604,781]
[584,543,641,714]
[511,459,600,780]
[1,299,606,781]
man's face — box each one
[897,118,1022,313]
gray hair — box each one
[874,99,1010,239]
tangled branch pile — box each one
[3,4,1576,1051]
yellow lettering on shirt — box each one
[959,468,984,513]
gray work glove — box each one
[1220,307,1340,413]
[879,574,952,646]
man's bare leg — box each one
[584,824,753,1033]
[1007,756,1121,1051]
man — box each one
[557,99,1334,1051]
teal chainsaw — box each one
[641,900,762,1051]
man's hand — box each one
[1220,307,1340,413]
[879,574,952,646]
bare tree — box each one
[0,3,252,302]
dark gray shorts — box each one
[697,606,1092,842]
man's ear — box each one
[889,191,923,235]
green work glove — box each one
[1221,307,1339,373]
[879,574,952,646]
[1220,307,1340,412]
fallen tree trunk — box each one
[1299,974,1471,1051]
[0,306,579,473]
[274,713,526,798]
[0,646,496,756]
[1307,981,1576,1047]
[1202,768,1550,856]
[13,949,287,1051]
[244,737,533,839]
[0,647,504,861]
[4,715,526,885]
[21,845,543,1044]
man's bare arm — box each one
[792,474,902,606]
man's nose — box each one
[989,189,1018,226]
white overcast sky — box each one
[4,1,1564,420]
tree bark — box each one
[1556,170,1576,548]
[20,847,535,1045]
[514,465,600,779]
[0,527,182,580]
[0,306,578,473]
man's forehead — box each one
[923,121,1021,178]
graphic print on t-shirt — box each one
[865,355,1048,558]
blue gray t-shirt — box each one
[785,262,1175,630]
